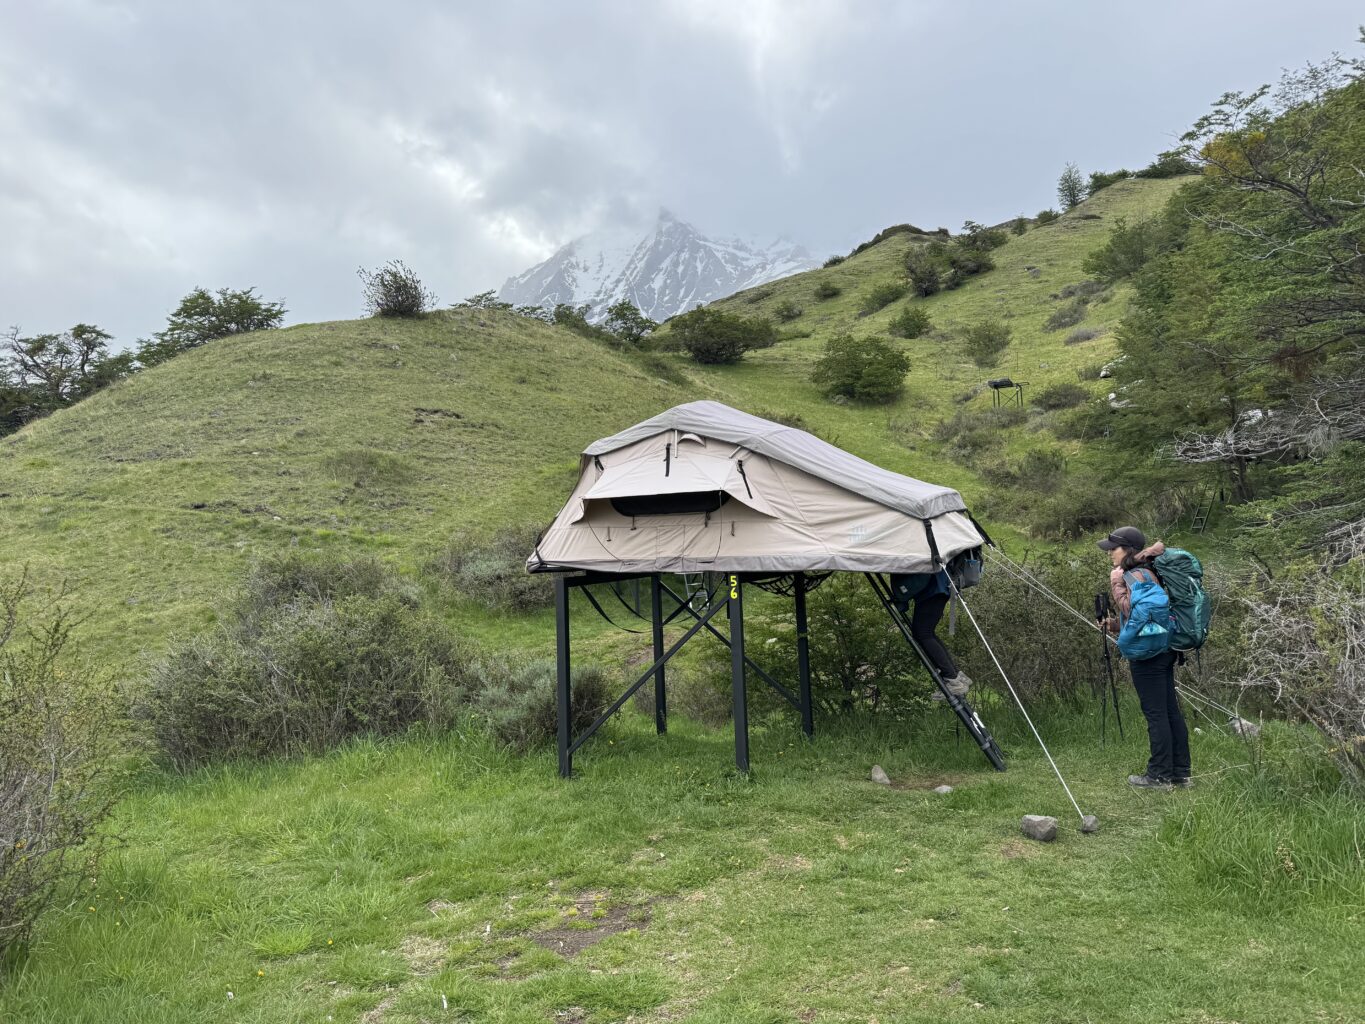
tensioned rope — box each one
[984,547,1239,719]
[949,578,1089,824]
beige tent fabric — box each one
[530,402,986,575]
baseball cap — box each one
[1097,526,1146,551]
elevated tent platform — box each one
[528,401,1003,776]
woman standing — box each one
[1098,526,1192,789]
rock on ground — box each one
[1229,716,1261,738]
[1080,815,1100,834]
[1021,815,1058,842]
[932,785,954,795]
[870,765,891,786]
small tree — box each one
[1057,163,1085,210]
[772,299,803,323]
[814,281,842,300]
[860,281,909,315]
[905,244,945,296]
[963,320,1012,367]
[670,307,775,365]
[603,300,657,345]
[3,325,134,425]
[889,305,932,339]
[358,260,438,318]
[1011,216,1028,236]
[812,334,910,403]
[458,290,513,311]
[138,287,286,366]
[1035,208,1060,224]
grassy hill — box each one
[0,177,1188,669]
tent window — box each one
[610,491,731,517]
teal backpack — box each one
[1153,547,1212,651]
[1117,567,1174,661]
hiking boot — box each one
[1128,774,1173,790]
[930,671,972,701]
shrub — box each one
[932,406,1028,461]
[743,288,774,304]
[1065,327,1103,345]
[889,305,932,339]
[551,303,612,343]
[962,319,1011,367]
[1033,381,1090,410]
[849,223,929,258]
[812,334,910,403]
[458,291,513,311]
[474,658,609,753]
[1136,149,1198,179]
[822,255,846,268]
[1086,168,1131,195]
[1058,280,1105,300]
[946,245,995,276]
[632,663,733,727]
[859,281,909,315]
[1044,299,1088,332]
[813,280,842,300]
[144,554,468,768]
[670,307,776,364]
[603,300,657,345]
[959,220,1009,251]
[746,574,928,716]
[905,246,943,296]
[1082,215,1179,283]
[1,572,122,963]
[1035,208,1060,225]
[773,299,803,322]
[1011,216,1028,236]
[435,524,554,612]
[1027,476,1131,539]
[358,260,438,317]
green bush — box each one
[813,280,842,300]
[822,255,845,268]
[1065,327,1103,345]
[1086,169,1131,196]
[849,223,931,258]
[435,524,553,612]
[905,246,943,296]
[1135,149,1198,179]
[773,299,803,322]
[474,658,609,753]
[1044,299,1088,332]
[670,307,776,364]
[932,406,1027,460]
[812,334,910,403]
[358,260,438,317]
[1,572,122,963]
[1011,216,1028,236]
[1027,476,1131,539]
[962,320,1012,367]
[743,288,775,304]
[1033,381,1090,410]
[136,287,287,366]
[889,305,932,339]
[1082,215,1180,283]
[859,281,909,315]
[1035,208,1060,225]
[144,554,469,768]
[746,574,929,716]
[631,663,733,727]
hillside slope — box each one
[0,310,688,663]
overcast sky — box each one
[1,1,1359,345]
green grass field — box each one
[3,708,1361,1024]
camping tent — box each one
[530,401,1002,778]
[529,401,987,576]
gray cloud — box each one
[1,0,1359,344]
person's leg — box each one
[1129,653,1174,782]
[910,594,959,678]
[1165,654,1191,782]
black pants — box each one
[909,594,959,680]
[1129,650,1190,781]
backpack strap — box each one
[1123,567,1158,588]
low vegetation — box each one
[358,259,438,317]
[962,319,1012,367]
[667,306,777,364]
[811,334,910,403]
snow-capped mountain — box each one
[498,210,817,322]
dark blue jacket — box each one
[889,570,950,611]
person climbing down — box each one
[1097,526,1192,791]
[889,569,972,700]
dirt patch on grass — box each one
[399,934,445,975]
[999,839,1042,860]
[765,854,813,872]
[360,993,398,1023]
[530,892,650,958]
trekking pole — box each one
[1092,594,1109,745]
[1094,592,1124,740]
